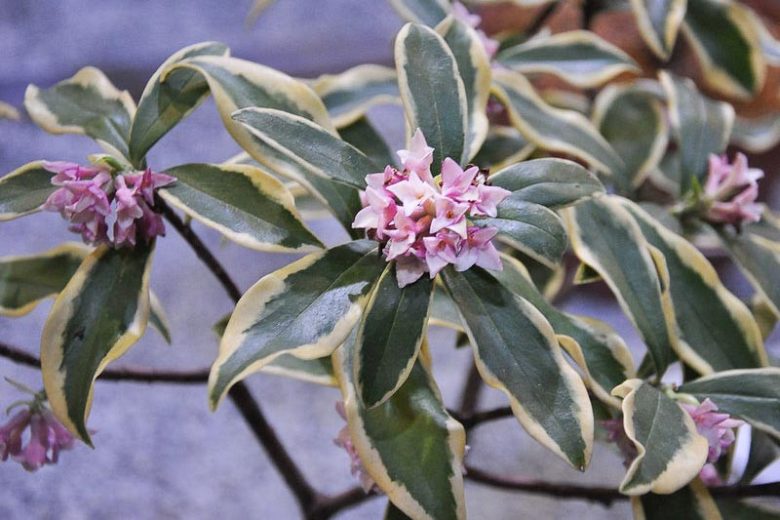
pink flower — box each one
[423,231,460,277]
[455,226,502,272]
[681,398,744,464]
[703,153,764,226]
[387,172,437,216]
[699,463,723,487]
[0,407,78,472]
[42,162,175,247]
[397,129,434,182]
[452,2,500,58]
[430,197,469,238]
[351,130,506,287]
[334,402,376,493]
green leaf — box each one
[439,17,492,161]
[492,70,623,175]
[212,313,336,386]
[679,368,780,440]
[741,430,780,484]
[474,198,567,269]
[41,244,154,443]
[492,254,634,408]
[472,126,533,171]
[498,30,639,88]
[660,72,734,192]
[731,113,780,153]
[635,480,722,519]
[161,55,361,235]
[159,162,322,253]
[428,284,465,331]
[388,0,450,26]
[396,23,468,172]
[335,339,466,520]
[592,85,669,194]
[612,380,708,495]
[566,196,677,375]
[490,158,604,209]
[629,0,687,60]
[0,161,57,221]
[148,292,172,344]
[209,240,385,408]
[619,199,767,373]
[355,267,434,408]
[442,267,593,469]
[0,243,89,316]
[24,67,135,161]
[717,225,780,318]
[682,0,765,99]
[129,42,230,165]
[312,65,400,128]
[384,502,414,520]
[716,498,780,520]
[232,108,373,189]
[339,116,396,170]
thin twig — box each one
[457,360,484,420]
[0,342,208,383]
[159,200,322,514]
[525,1,559,37]
[466,465,780,505]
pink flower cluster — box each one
[452,2,500,59]
[352,130,510,287]
[681,398,743,464]
[0,407,75,472]
[703,153,763,226]
[42,161,175,247]
[334,402,376,493]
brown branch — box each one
[0,342,208,383]
[466,465,780,506]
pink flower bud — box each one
[703,153,764,226]
[681,398,744,464]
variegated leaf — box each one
[428,284,464,331]
[474,198,567,268]
[660,72,733,192]
[613,380,708,495]
[682,0,765,99]
[129,42,230,165]
[0,161,57,221]
[717,224,780,318]
[41,244,154,442]
[389,0,451,26]
[232,108,373,189]
[438,17,492,161]
[490,158,604,209]
[633,480,722,519]
[492,254,634,408]
[498,31,639,88]
[339,116,397,170]
[472,126,534,171]
[396,23,469,172]
[442,267,593,469]
[209,240,384,408]
[159,162,322,252]
[566,196,677,375]
[492,70,623,175]
[212,314,336,386]
[592,84,668,194]
[731,114,780,154]
[715,498,780,519]
[629,0,687,60]
[679,368,780,440]
[312,65,400,128]
[161,55,362,234]
[335,339,466,520]
[0,101,20,121]
[355,266,433,408]
[0,243,89,317]
[618,199,767,373]
[25,67,135,161]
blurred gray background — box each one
[0,1,777,519]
